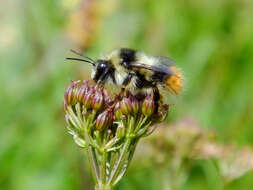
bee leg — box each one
[94,80,104,89]
[152,86,161,114]
[94,69,109,88]
[119,74,133,98]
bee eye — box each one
[97,60,108,69]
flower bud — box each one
[116,123,125,139]
[131,96,139,115]
[76,82,89,102]
[95,110,113,131]
[64,81,78,106]
[141,94,155,116]
[91,89,104,111]
[82,90,92,109]
[103,89,113,106]
[120,97,132,115]
[76,87,84,103]
[114,102,123,120]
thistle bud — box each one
[114,102,123,120]
[64,81,78,106]
[116,123,125,139]
[91,89,104,111]
[120,97,132,115]
[141,94,155,116]
[95,110,113,131]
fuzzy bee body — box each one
[67,48,183,101]
[92,48,183,95]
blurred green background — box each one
[1,0,253,189]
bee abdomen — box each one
[151,72,168,82]
[135,72,153,89]
[165,66,183,94]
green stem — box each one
[85,132,100,184]
[67,106,82,129]
[95,183,113,190]
[107,138,131,184]
[134,115,149,133]
[101,151,107,184]
[127,139,138,165]
[113,140,138,186]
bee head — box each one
[91,60,111,82]
[66,50,112,83]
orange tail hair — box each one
[165,66,183,95]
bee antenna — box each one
[66,57,96,67]
[70,49,95,63]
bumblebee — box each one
[67,48,183,102]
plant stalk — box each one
[95,183,113,190]
[101,151,107,184]
[84,130,100,184]
[107,138,131,184]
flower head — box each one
[63,80,172,189]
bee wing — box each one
[130,56,177,75]
[154,56,177,66]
